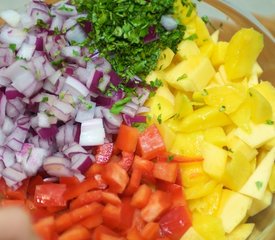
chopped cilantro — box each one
[201,89,208,96]
[133,122,148,132]
[51,59,64,67]
[58,5,74,12]
[9,43,16,52]
[201,15,209,24]
[167,155,174,162]
[72,0,185,81]
[157,103,161,110]
[150,79,163,88]
[255,181,263,190]
[73,49,80,57]
[157,114,162,124]
[41,96,49,103]
[184,33,198,41]
[266,119,274,125]
[36,19,49,29]
[20,65,28,70]
[78,96,94,110]
[110,97,131,115]
[176,73,188,81]
[219,105,226,112]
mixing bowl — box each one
[1,1,274,239]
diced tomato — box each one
[28,175,44,198]
[159,206,192,240]
[118,151,134,171]
[70,190,103,210]
[34,184,67,207]
[119,198,135,231]
[63,178,99,201]
[34,216,55,240]
[58,225,90,240]
[115,124,139,153]
[1,199,25,207]
[137,125,166,160]
[123,168,142,196]
[131,184,152,209]
[141,190,172,222]
[102,203,121,229]
[95,143,114,164]
[103,162,129,193]
[70,202,104,223]
[93,225,123,240]
[127,227,145,240]
[101,191,121,206]
[153,162,178,183]
[6,178,29,200]
[59,176,80,186]
[141,222,160,240]
[80,213,103,230]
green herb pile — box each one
[72,0,186,81]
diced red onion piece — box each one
[63,142,87,158]
[79,118,105,146]
[2,167,27,182]
[71,153,93,173]
[98,74,110,93]
[109,70,121,86]
[43,156,73,177]
[63,76,89,97]
[65,24,87,44]
[0,93,7,126]
[17,43,36,61]
[161,15,178,31]
[54,4,77,17]
[0,26,27,49]
[1,147,16,167]
[2,117,14,135]
[102,108,123,127]
[37,125,59,139]
[50,15,65,31]
[0,10,21,28]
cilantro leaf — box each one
[110,97,131,115]
[255,181,263,190]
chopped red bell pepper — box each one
[153,162,178,183]
[34,216,56,240]
[34,183,67,207]
[159,206,192,240]
[95,143,114,164]
[115,124,139,152]
[137,124,166,160]
[141,222,160,240]
[102,203,122,229]
[58,225,91,240]
[131,184,152,209]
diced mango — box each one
[173,0,197,25]
[156,123,176,151]
[155,85,175,105]
[180,227,204,240]
[248,190,273,216]
[224,28,264,80]
[193,213,226,240]
[171,131,204,157]
[174,92,193,119]
[145,70,164,85]
[156,47,175,71]
[268,164,275,193]
[239,147,275,199]
[216,189,252,233]
[176,39,200,60]
[211,41,229,67]
[202,141,228,180]
[180,106,232,133]
[200,39,215,58]
[203,83,247,114]
[164,55,215,92]
[225,224,255,240]
[194,16,211,46]
[204,127,227,147]
[253,81,275,112]
[249,88,272,124]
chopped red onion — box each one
[1,147,16,167]
[63,142,87,158]
[161,15,178,31]
[63,76,89,97]
[37,125,59,139]
[102,108,123,127]
[0,26,27,49]
[0,93,7,126]
[43,156,73,177]
[144,26,159,44]
[2,167,27,182]
[0,10,21,28]
[71,153,93,174]
[65,24,87,44]
[17,43,36,61]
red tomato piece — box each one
[34,216,55,240]
[131,184,152,209]
[58,225,90,240]
[103,162,129,193]
[115,124,139,153]
[137,124,166,160]
[159,206,192,240]
[34,183,67,207]
[141,190,172,222]
[95,143,114,164]
[127,227,145,240]
[141,222,160,240]
[119,151,134,171]
[153,162,178,183]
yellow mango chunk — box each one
[216,189,252,233]
[155,85,175,105]
[174,92,193,119]
[180,106,232,133]
[156,47,175,71]
[180,227,204,240]
[202,141,228,180]
[253,81,275,112]
[156,123,176,151]
[211,41,229,67]
[204,127,227,147]
[145,70,164,85]
[249,88,272,124]
[224,28,264,80]
[171,131,204,157]
[176,39,200,61]
[248,190,272,216]
[194,16,211,46]
[193,213,226,240]
[173,0,197,25]
[268,164,275,193]
[164,55,215,92]
[204,83,247,114]
[200,39,215,58]
[225,224,255,240]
